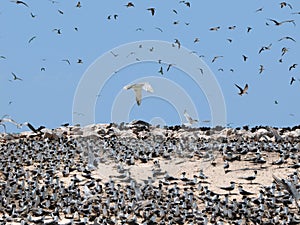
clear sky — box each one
[1,0,299,133]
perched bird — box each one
[11,72,22,81]
[238,171,257,184]
[219,181,235,194]
[238,185,254,196]
[11,0,29,7]
[183,110,198,126]
[147,8,155,16]
[235,83,248,96]
[123,82,154,106]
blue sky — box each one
[1,0,299,132]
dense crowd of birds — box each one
[1,121,300,224]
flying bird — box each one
[278,36,296,42]
[183,110,198,126]
[281,47,289,56]
[280,2,293,9]
[194,38,200,43]
[289,63,297,71]
[158,66,163,75]
[268,18,296,26]
[235,83,248,96]
[247,27,252,33]
[259,43,272,54]
[11,0,28,7]
[259,65,265,74]
[290,77,296,85]
[28,36,36,43]
[53,29,61,34]
[242,55,248,61]
[11,72,22,81]
[76,1,81,8]
[255,7,263,12]
[30,12,36,18]
[58,9,64,14]
[212,55,223,63]
[209,26,220,31]
[62,59,71,65]
[174,39,181,49]
[123,82,154,106]
[147,8,155,16]
[155,27,163,32]
[22,122,45,133]
[125,2,134,7]
[228,25,236,30]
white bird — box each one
[0,115,22,132]
[123,82,154,106]
[183,110,198,126]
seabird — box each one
[235,83,248,96]
[183,110,198,126]
[11,72,23,81]
[219,181,235,193]
[238,170,257,183]
[147,8,155,16]
[123,82,154,106]
[238,185,254,196]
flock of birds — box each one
[1,122,300,224]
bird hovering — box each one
[123,82,154,106]
[183,110,198,126]
[235,83,248,96]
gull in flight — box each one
[123,82,154,106]
[183,110,198,126]
[235,83,248,96]
[0,115,22,132]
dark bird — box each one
[0,56,6,59]
[41,67,45,71]
[228,25,236,30]
[290,77,296,85]
[28,36,36,43]
[58,9,64,14]
[281,47,289,56]
[259,43,272,54]
[280,2,293,9]
[76,1,81,8]
[184,2,191,7]
[278,36,296,42]
[22,122,45,133]
[268,18,296,26]
[155,27,163,32]
[238,170,257,183]
[210,26,220,31]
[219,181,235,193]
[167,64,173,71]
[30,12,36,18]
[11,72,22,81]
[238,185,254,196]
[255,7,263,12]
[11,1,29,7]
[227,38,232,43]
[107,15,118,20]
[242,55,248,61]
[77,59,83,64]
[289,63,297,71]
[125,2,134,7]
[212,55,223,63]
[247,27,252,33]
[174,39,181,49]
[194,38,200,43]
[53,29,61,34]
[259,65,265,74]
[158,66,163,75]
[172,9,178,14]
[62,59,71,65]
[147,8,155,16]
[235,83,248,96]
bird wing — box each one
[244,84,249,92]
[142,82,154,93]
[235,84,243,93]
[123,84,134,90]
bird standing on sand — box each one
[219,181,235,194]
[123,82,154,106]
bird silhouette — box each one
[28,36,36,43]
[235,83,248,96]
[11,72,22,81]
[278,36,296,42]
[280,2,293,9]
[147,8,155,16]
[11,1,28,7]
[123,82,154,106]
[125,2,134,7]
[289,64,297,71]
[268,18,295,26]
